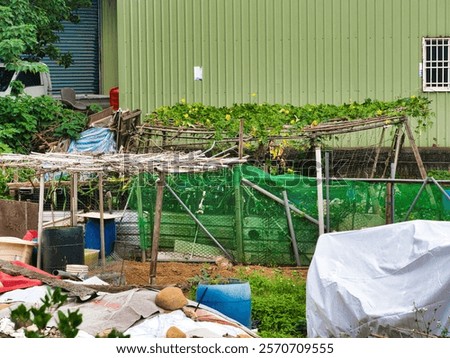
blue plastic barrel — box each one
[196,279,252,328]
[85,218,116,256]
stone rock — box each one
[215,256,233,270]
[166,326,186,338]
[155,287,187,310]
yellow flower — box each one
[184,113,189,118]
[311,120,318,126]
[251,93,257,97]
[225,114,231,121]
[376,109,383,116]
[180,98,186,104]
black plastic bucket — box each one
[41,226,85,274]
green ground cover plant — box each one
[245,269,307,338]
[9,287,129,338]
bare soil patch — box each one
[90,259,308,293]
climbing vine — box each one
[145,96,433,144]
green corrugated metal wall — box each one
[101,0,119,94]
[115,0,450,147]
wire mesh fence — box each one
[13,165,450,268]
[115,165,450,266]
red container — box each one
[109,87,119,110]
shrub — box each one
[0,94,88,154]
[245,270,307,338]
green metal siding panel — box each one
[117,0,450,147]
[101,0,118,94]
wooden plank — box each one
[0,259,96,300]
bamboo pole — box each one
[98,172,106,266]
[283,191,301,266]
[241,178,319,225]
[370,127,386,179]
[404,118,437,209]
[71,173,78,227]
[233,165,244,263]
[325,151,330,233]
[315,147,325,236]
[165,183,234,261]
[404,119,427,179]
[149,172,165,285]
[403,178,429,221]
[135,173,146,262]
[238,119,244,159]
[37,173,45,270]
[368,126,386,216]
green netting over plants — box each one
[127,165,450,266]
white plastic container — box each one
[65,264,89,279]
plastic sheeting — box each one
[0,284,257,338]
[0,261,54,294]
[68,127,116,154]
[306,220,450,337]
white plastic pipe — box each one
[315,147,325,236]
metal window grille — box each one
[423,37,450,92]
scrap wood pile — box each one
[48,107,142,154]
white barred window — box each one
[422,37,450,91]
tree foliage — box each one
[0,0,92,71]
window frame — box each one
[422,37,450,92]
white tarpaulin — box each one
[306,220,450,337]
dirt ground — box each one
[90,258,308,294]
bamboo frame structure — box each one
[0,114,430,278]
[0,150,246,274]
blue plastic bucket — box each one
[196,279,252,328]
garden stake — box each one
[195,287,209,312]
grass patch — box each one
[245,269,307,338]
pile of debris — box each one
[0,259,258,338]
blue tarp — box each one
[68,127,116,154]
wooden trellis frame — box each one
[0,151,246,282]
[0,114,429,281]
[129,115,427,180]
